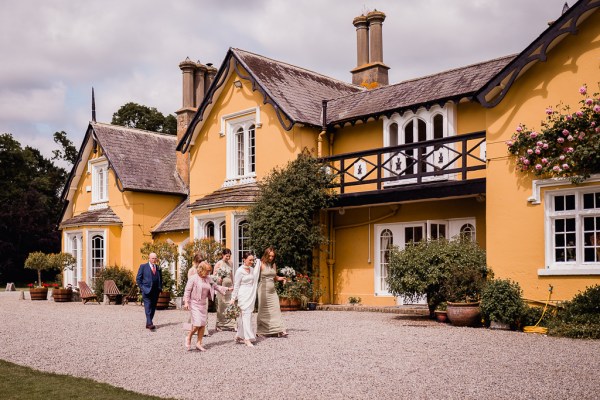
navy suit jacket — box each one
[136,262,163,295]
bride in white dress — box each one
[230,252,260,347]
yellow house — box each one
[59,122,187,286]
[62,0,600,305]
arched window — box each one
[71,236,79,286]
[380,229,393,292]
[235,127,245,176]
[237,220,251,265]
[205,222,215,239]
[460,223,476,241]
[91,234,104,283]
[219,221,226,246]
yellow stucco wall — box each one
[485,10,600,302]
[331,198,486,305]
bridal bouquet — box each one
[224,303,241,320]
[279,266,296,278]
[209,274,219,284]
[216,264,232,279]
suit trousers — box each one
[142,286,160,325]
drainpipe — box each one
[318,100,328,158]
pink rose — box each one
[530,131,538,139]
[586,98,593,105]
[535,164,542,171]
[562,164,569,170]
[566,147,574,153]
[580,86,587,95]
[516,125,523,132]
[594,105,600,113]
[527,149,534,155]
[535,148,541,155]
[567,135,574,141]
[546,108,553,115]
[536,141,543,147]
[579,133,585,140]
[562,129,570,136]
[566,114,573,120]
[541,158,548,164]
[553,166,561,172]
[557,137,565,143]
[506,140,514,147]
[559,155,565,161]
[523,159,530,165]
[577,111,583,117]
[592,122,596,127]
[543,143,549,149]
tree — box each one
[52,131,78,165]
[247,152,336,274]
[0,134,66,284]
[111,102,176,134]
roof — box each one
[59,207,122,228]
[152,198,190,233]
[91,122,187,195]
[327,55,515,125]
[232,48,363,126]
[188,183,261,210]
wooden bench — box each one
[103,280,123,305]
[77,281,98,304]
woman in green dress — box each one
[214,248,236,331]
[256,247,288,337]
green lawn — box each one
[0,359,174,400]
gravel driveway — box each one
[1,291,599,400]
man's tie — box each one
[151,264,156,275]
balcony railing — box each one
[323,131,486,195]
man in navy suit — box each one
[136,252,162,330]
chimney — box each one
[204,63,217,94]
[350,10,389,88]
[193,61,207,107]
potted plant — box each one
[24,252,59,300]
[387,235,492,324]
[480,279,526,330]
[277,267,301,311]
[307,276,324,311]
[434,302,448,323]
[50,253,77,302]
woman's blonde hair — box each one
[198,261,212,277]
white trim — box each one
[528,174,600,204]
[193,214,226,243]
[86,228,107,285]
[538,268,600,276]
[88,157,108,205]
[225,112,257,185]
[219,107,261,136]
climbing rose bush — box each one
[506,84,600,183]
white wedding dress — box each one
[231,263,260,340]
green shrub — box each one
[387,236,491,314]
[480,279,526,326]
[92,265,135,301]
[520,305,554,328]
[547,285,600,339]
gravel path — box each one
[1,291,599,400]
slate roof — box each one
[153,198,189,233]
[232,48,364,127]
[92,122,187,195]
[326,55,516,125]
[60,207,122,228]
[189,183,261,209]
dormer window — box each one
[89,157,108,204]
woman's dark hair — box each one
[242,251,254,260]
[261,247,276,264]
[222,248,232,256]
[193,252,205,265]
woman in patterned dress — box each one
[183,261,231,351]
[256,247,288,337]
[213,248,236,331]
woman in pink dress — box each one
[183,261,231,351]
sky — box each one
[1,0,571,162]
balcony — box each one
[323,130,487,207]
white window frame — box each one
[540,187,600,276]
[374,217,476,297]
[89,157,109,205]
[232,214,251,268]
[224,110,258,187]
[64,231,83,288]
[382,104,456,185]
[193,214,226,244]
[87,229,107,285]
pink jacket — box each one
[184,274,228,304]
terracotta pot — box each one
[156,291,171,310]
[53,288,73,302]
[434,310,448,323]
[30,287,48,301]
[279,297,300,311]
[446,302,481,327]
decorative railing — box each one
[323,131,486,194]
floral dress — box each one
[214,260,236,330]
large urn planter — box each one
[446,302,481,327]
[279,297,301,311]
[156,291,171,310]
[30,287,48,301]
[52,288,73,302]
